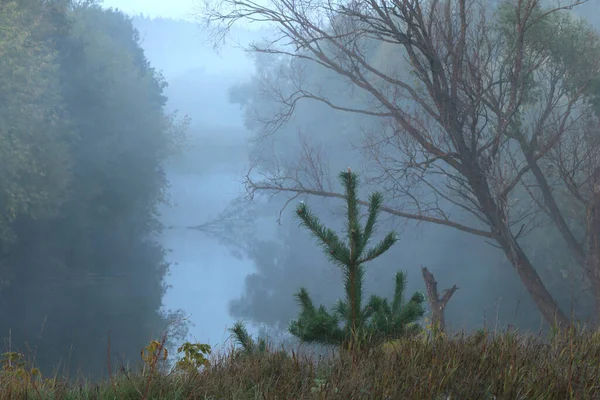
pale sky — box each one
[100,0,199,20]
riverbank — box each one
[2,324,598,399]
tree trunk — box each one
[348,263,358,333]
[586,167,600,323]
[523,145,600,324]
[522,145,586,265]
[421,266,458,332]
[496,231,569,328]
[466,167,570,328]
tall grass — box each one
[2,322,600,399]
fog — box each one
[116,1,600,347]
[1,0,599,379]
[101,0,196,21]
[132,18,264,347]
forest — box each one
[3,0,600,398]
[0,0,188,377]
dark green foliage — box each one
[289,170,425,347]
[495,1,600,103]
[0,0,73,248]
[229,321,270,355]
[0,0,188,378]
[366,271,426,338]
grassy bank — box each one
[2,324,600,399]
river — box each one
[158,169,257,350]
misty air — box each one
[1,0,600,398]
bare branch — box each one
[247,175,496,238]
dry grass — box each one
[2,324,600,399]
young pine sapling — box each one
[289,169,426,349]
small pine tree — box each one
[229,321,269,355]
[289,169,426,348]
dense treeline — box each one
[0,0,187,377]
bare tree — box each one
[201,0,600,328]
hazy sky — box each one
[101,0,198,20]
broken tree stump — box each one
[421,266,459,333]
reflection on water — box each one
[159,171,256,349]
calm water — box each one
[158,171,256,349]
